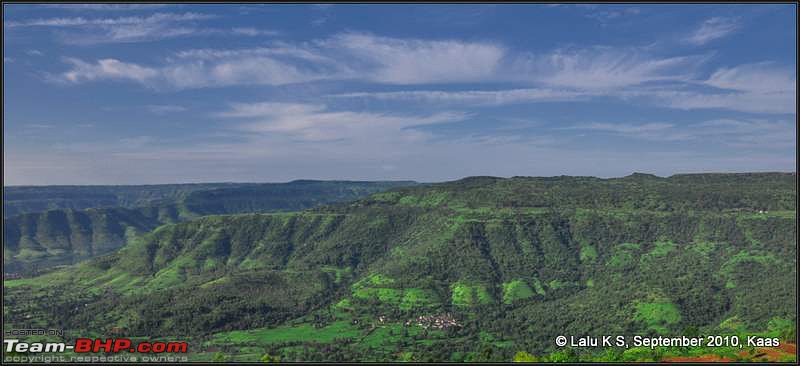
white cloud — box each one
[218,102,326,118]
[218,102,470,142]
[575,122,675,134]
[630,62,797,114]
[39,4,169,11]
[56,35,704,90]
[326,33,506,84]
[311,16,329,27]
[89,24,196,44]
[172,44,332,63]
[705,62,795,94]
[56,34,507,88]
[231,27,279,36]
[50,33,793,116]
[685,17,741,45]
[5,12,211,28]
[146,105,187,114]
[162,58,328,89]
[333,88,591,105]
[584,7,640,25]
[26,49,43,56]
[165,34,493,86]
[513,46,707,90]
[655,89,796,114]
[57,50,335,89]
[60,58,159,84]
[5,12,216,44]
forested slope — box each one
[3,180,416,272]
[4,172,795,361]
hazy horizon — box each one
[3,170,796,187]
[3,4,797,185]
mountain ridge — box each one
[3,180,418,272]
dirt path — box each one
[778,342,796,355]
[663,342,797,363]
[735,342,797,362]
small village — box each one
[360,313,462,331]
[404,313,461,330]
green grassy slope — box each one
[3,173,796,362]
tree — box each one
[261,353,281,363]
[513,351,538,362]
[548,348,578,363]
[212,352,227,362]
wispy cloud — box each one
[584,7,640,26]
[5,12,217,44]
[39,4,169,11]
[57,34,705,91]
[571,122,674,134]
[513,46,708,90]
[50,33,793,116]
[633,62,796,114]
[171,44,335,63]
[650,89,796,115]
[5,12,211,28]
[685,17,741,45]
[26,49,44,56]
[56,49,336,89]
[311,4,334,27]
[55,33,506,88]
[324,33,506,84]
[230,27,279,36]
[333,88,591,105]
[59,58,159,84]
[705,62,795,94]
[146,105,187,114]
[218,102,470,142]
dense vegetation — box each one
[3,172,796,362]
[3,180,416,273]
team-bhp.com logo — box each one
[4,338,188,353]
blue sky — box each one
[3,4,797,185]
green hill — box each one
[3,180,416,273]
[3,173,796,362]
